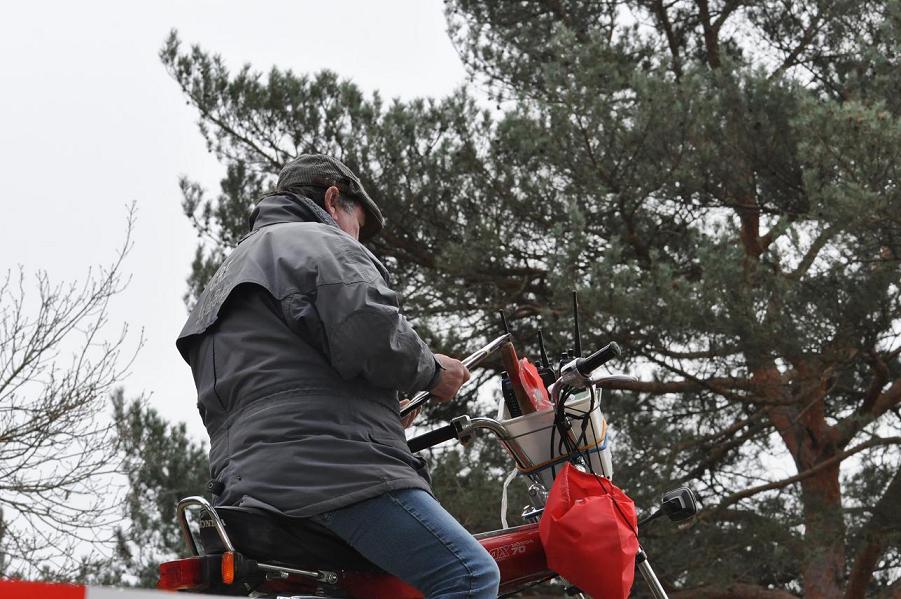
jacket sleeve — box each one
[282,237,438,393]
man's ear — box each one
[323,186,340,219]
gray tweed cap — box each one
[276,154,385,241]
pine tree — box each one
[110,393,209,587]
[162,2,900,596]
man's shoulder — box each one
[242,221,342,259]
[253,222,387,283]
[259,221,356,250]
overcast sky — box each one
[0,0,468,441]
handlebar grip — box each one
[576,341,621,375]
[407,423,457,453]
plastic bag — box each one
[518,358,553,412]
[538,462,638,599]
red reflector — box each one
[221,551,235,585]
[158,557,204,590]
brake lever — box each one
[590,374,639,388]
[400,333,511,417]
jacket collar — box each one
[248,192,338,232]
[243,192,391,282]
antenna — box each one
[537,330,550,368]
[498,310,511,335]
[572,290,582,357]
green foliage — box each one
[110,392,209,587]
[429,437,532,534]
[163,2,901,595]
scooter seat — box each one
[198,505,382,573]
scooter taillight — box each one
[221,551,236,585]
[158,556,213,590]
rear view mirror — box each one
[660,487,700,522]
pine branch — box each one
[835,377,901,448]
[670,582,798,599]
[707,435,901,516]
[650,0,683,78]
[844,467,901,599]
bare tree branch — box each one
[0,206,141,577]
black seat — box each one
[197,505,382,573]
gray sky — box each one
[0,0,468,441]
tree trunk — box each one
[798,463,845,599]
[767,395,846,599]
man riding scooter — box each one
[176,154,501,599]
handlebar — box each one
[402,336,620,422]
[407,423,457,452]
[556,341,622,389]
[406,415,535,469]
[405,340,625,456]
[576,342,622,376]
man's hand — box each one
[429,354,471,403]
[399,399,420,428]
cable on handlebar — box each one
[549,385,580,481]
[549,385,609,484]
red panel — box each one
[478,523,554,591]
[0,580,85,599]
[339,571,423,599]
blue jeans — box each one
[312,488,500,598]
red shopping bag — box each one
[539,462,638,599]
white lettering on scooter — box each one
[489,539,533,561]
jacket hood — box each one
[248,193,338,232]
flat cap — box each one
[276,154,384,241]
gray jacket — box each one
[176,193,438,517]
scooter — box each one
[158,330,699,598]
